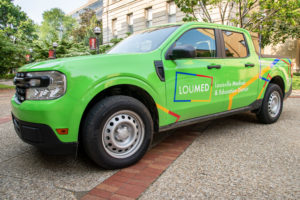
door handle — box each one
[207,65,221,69]
[245,63,255,67]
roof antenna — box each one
[259,24,262,74]
[259,14,265,77]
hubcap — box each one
[102,110,144,159]
[268,91,281,118]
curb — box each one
[0,89,15,92]
[289,96,300,98]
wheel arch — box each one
[79,84,160,143]
[269,76,285,96]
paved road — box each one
[0,90,116,199]
[0,80,14,86]
[0,90,170,199]
[0,89,299,199]
[141,98,300,199]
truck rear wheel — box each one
[82,95,153,169]
[257,83,283,124]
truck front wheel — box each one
[82,95,153,169]
[257,83,283,124]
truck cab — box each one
[11,22,292,169]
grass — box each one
[0,73,15,79]
[0,84,15,90]
[293,74,300,90]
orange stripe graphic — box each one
[156,104,181,122]
[228,66,271,110]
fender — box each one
[81,74,163,108]
[76,74,168,132]
[268,65,289,93]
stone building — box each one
[102,0,185,43]
[70,0,299,71]
[68,0,103,20]
[101,0,233,43]
[264,39,300,72]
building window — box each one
[112,18,117,38]
[127,13,133,33]
[145,7,152,28]
[168,1,176,23]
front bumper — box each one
[12,114,77,154]
[11,93,83,143]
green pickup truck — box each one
[12,22,292,169]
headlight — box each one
[25,71,66,100]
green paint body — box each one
[11,22,292,143]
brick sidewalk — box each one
[0,115,12,125]
[82,132,198,200]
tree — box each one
[72,9,101,45]
[0,0,37,43]
[0,32,26,75]
[39,8,76,42]
[30,39,88,61]
[174,0,300,46]
[0,0,37,74]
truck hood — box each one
[19,54,141,72]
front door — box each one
[163,28,226,122]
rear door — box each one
[219,29,259,110]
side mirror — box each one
[170,45,196,59]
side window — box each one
[175,28,217,58]
[222,31,248,58]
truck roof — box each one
[151,22,248,33]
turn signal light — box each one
[56,128,69,135]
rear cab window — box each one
[222,30,249,58]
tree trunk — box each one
[239,0,243,28]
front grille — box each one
[14,72,27,103]
[15,87,26,103]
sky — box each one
[13,0,88,24]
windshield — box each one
[108,26,179,54]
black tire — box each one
[82,95,153,169]
[257,83,283,124]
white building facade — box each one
[69,0,103,20]
[102,0,187,43]
[70,0,299,71]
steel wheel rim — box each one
[268,91,281,118]
[102,110,145,159]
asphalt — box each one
[140,98,300,199]
[0,89,170,199]
[0,89,299,199]
[0,80,14,86]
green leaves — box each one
[174,0,300,46]
[0,32,26,75]
[39,8,77,42]
[71,9,101,45]
[0,0,37,74]
[0,0,37,43]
